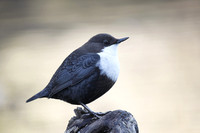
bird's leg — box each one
[79,103,101,119]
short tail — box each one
[26,89,49,103]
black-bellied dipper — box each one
[26,33,129,118]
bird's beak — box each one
[117,37,129,44]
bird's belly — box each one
[53,70,115,104]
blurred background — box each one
[0,0,200,133]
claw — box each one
[80,103,101,119]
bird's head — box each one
[88,33,129,48]
[82,33,129,54]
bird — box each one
[26,33,129,118]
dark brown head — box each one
[82,33,129,53]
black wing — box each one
[48,53,100,97]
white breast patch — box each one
[97,44,120,82]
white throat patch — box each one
[97,44,120,81]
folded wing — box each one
[48,53,100,97]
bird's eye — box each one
[103,40,109,45]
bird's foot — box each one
[90,111,101,119]
[95,111,110,116]
[79,103,109,119]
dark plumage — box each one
[26,33,129,117]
